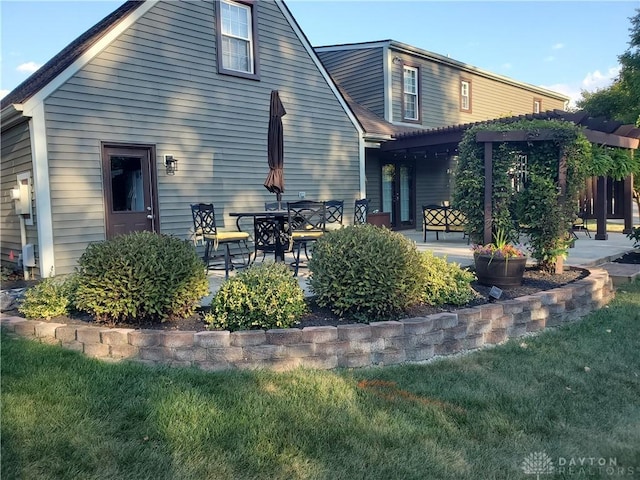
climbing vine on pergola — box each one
[453,118,637,273]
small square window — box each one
[460,79,472,112]
[533,98,542,114]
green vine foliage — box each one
[454,119,593,272]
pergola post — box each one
[483,142,493,245]
[595,176,608,240]
[555,150,568,274]
[623,174,633,235]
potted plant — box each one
[472,229,527,289]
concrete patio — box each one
[202,226,639,304]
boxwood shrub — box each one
[74,232,209,324]
[309,225,476,321]
[205,261,307,331]
[308,225,426,321]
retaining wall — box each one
[0,268,615,372]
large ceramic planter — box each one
[474,254,527,289]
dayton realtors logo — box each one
[521,451,554,479]
[521,452,636,477]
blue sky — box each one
[1,0,637,106]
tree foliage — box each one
[576,8,640,126]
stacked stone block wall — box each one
[1,268,615,371]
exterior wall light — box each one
[164,155,178,175]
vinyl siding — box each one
[316,48,385,118]
[0,121,40,276]
[40,0,360,274]
[414,155,454,229]
[390,52,566,129]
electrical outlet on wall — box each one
[298,191,305,199]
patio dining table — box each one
[229,210,289,262]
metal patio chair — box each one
[287,200,326,276]
[354,198,369,224]
[190,203,250,278]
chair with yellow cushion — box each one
[287,200,326,276]
[191,203,250,278]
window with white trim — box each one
[460,79,471,112]
[403,66,419,121]
[533,98,541,114]
[217,0,259,78]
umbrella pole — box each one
[277,192,282,210]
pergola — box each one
[382,110,640,248]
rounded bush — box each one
[18,275,76,320]
[308,225,426,321]
[205,261,307,331]
[74,232,209,324]
[418,251,477,307]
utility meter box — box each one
[22,244,36,267]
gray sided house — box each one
[1,0,363,278]
[316,40,570,229]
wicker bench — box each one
[422,205,467,241]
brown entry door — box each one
[103,145,157,238]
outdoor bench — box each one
[421,205,467,241]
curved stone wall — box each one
[0,268,614,371]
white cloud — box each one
[581,66,620,91]
[552,43,564,50]
[542,83,581,108]
[544,56,555,62]
[0,89,9,99]
[541,65,621,109]
[16,61,42,74]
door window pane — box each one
[400,165,411,222]
[110,156,144,212]
[382,164,394,222]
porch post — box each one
[555,150,567,274]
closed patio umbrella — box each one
[264,90,286,209]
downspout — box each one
[19,216,29,280]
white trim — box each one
[402,66,419,121]
[219,0,254,74]
[21,1,157,115]
[28,104,55,277]
[383,45,393,123]
[314,40,391,53]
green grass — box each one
[2,281,640,480]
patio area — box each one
[202,227,638,304]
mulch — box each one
[3,265,591,332]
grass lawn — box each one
[2,281,640,480]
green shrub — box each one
[74,232,208,324]
[418,251,477,306]
[205,262,307,331]
[308,225,426,321]
[627,226,640,248]
[18,275,76,320]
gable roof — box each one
[1,1,143,110]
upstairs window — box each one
[216,0,260,79]
[403,66,419,122]
[460,79,471,112]
[533,98,541,114]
